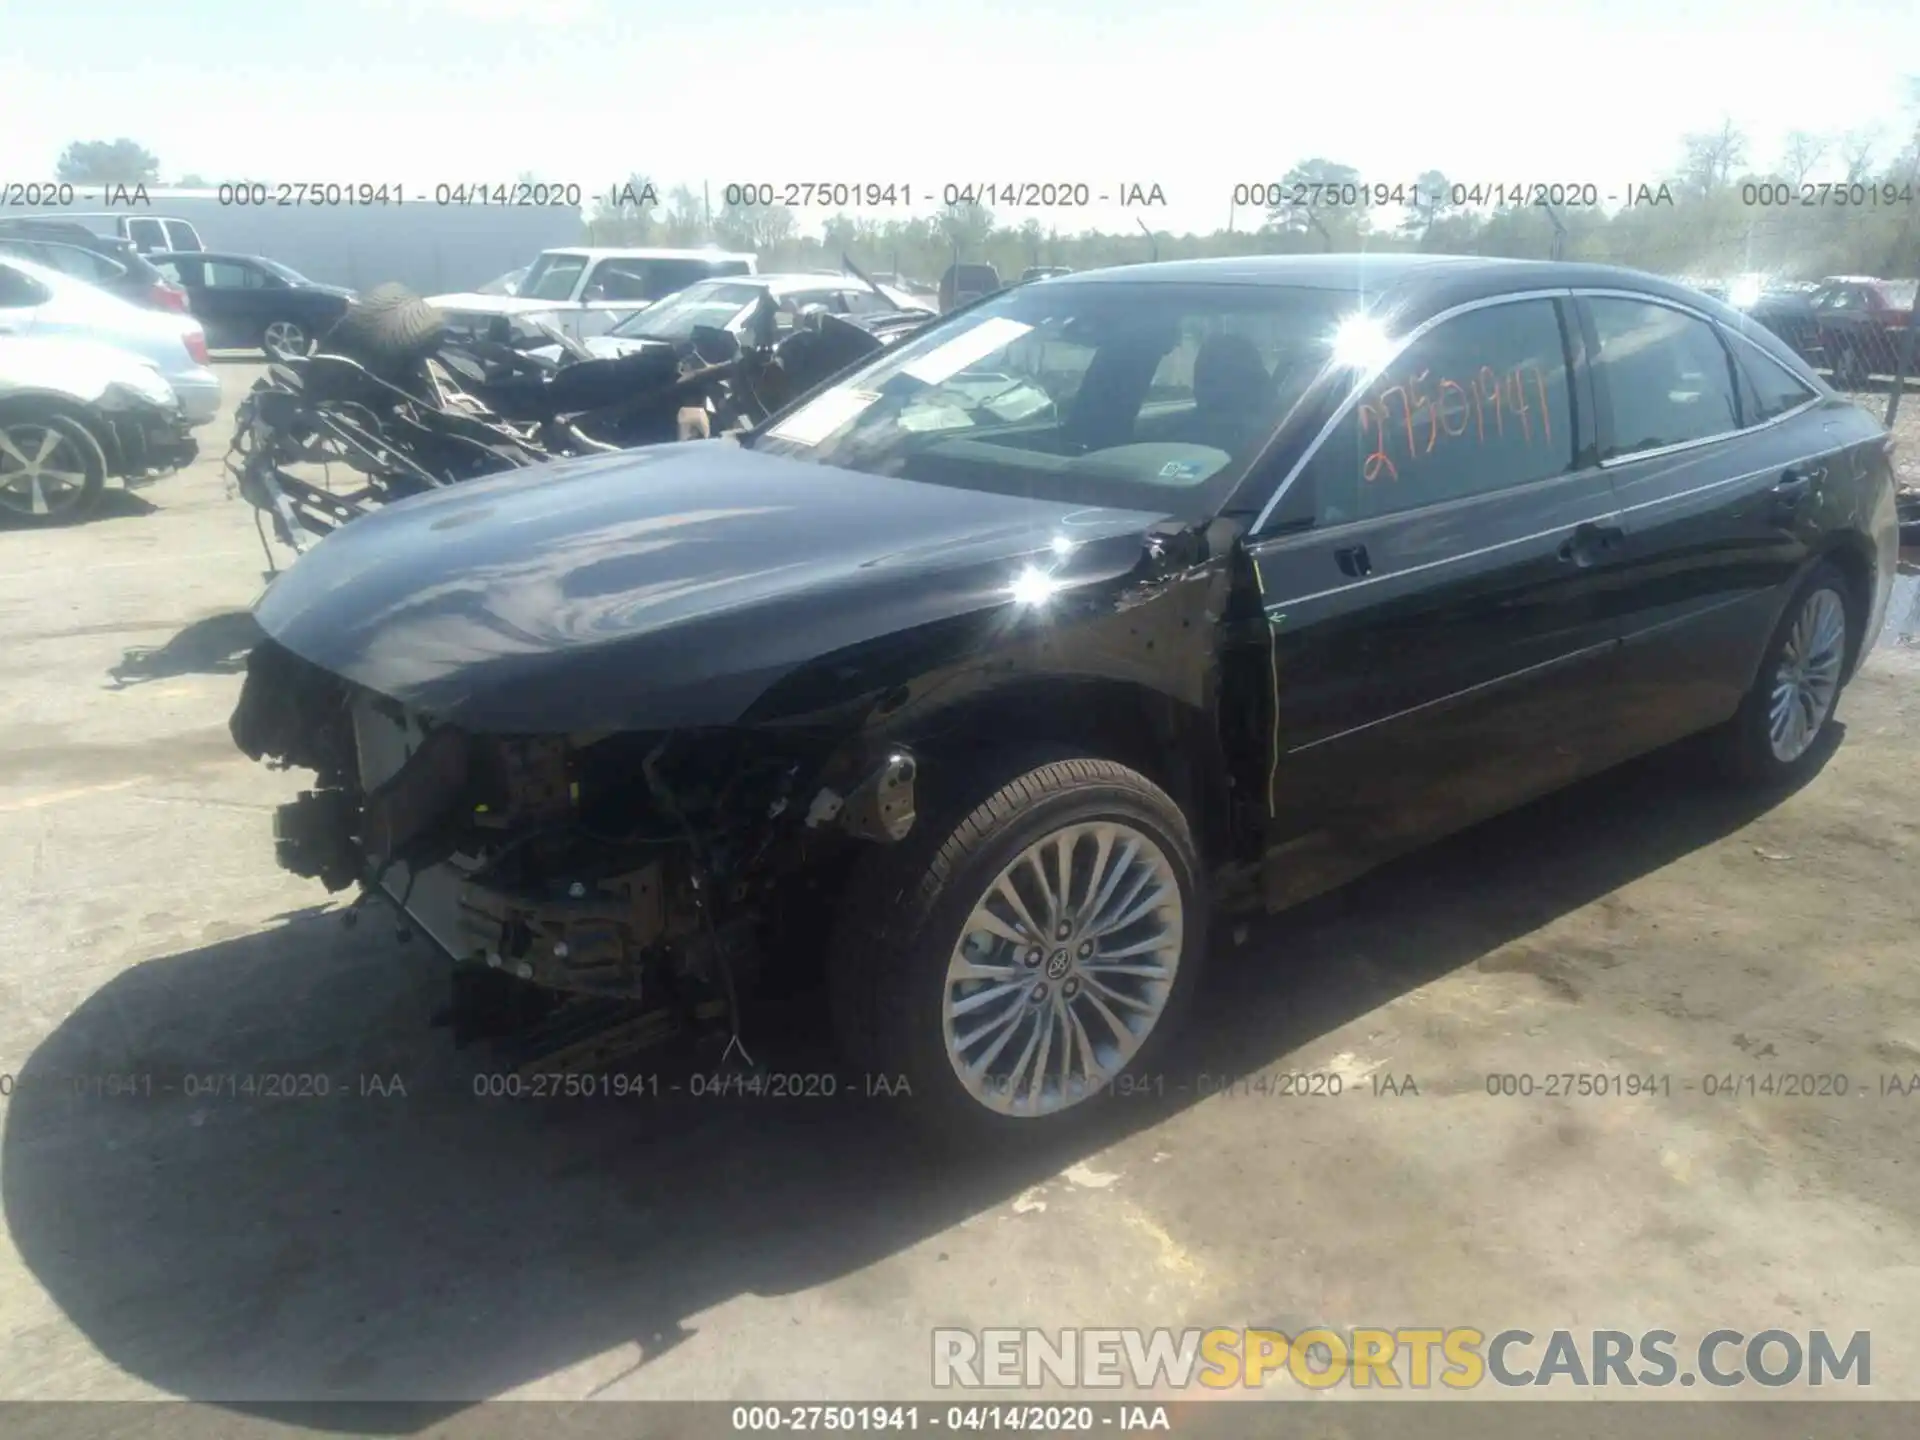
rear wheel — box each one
[262,318,311,362]
[0,405,106,525]
[830,755,1205,1138]
[1715,561,1856,785]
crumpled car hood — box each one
[252,440,1173,733]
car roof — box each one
[58,211,197,224]
[147,251,272,264]
[541,247,757,261]
[0,218,120,243]
[1061,251,1778,320]
[741,273,863,291]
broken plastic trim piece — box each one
[837,751,918,842]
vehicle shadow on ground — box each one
[0,734,1834,1424]
[94,489,161,519]
[106,608,263,688]
[0,489,157,531]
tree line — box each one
[582,113,1920,285]
[45,99,1920,285]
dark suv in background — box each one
[0,219,192,315]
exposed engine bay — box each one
[230,639,917,1055]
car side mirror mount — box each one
[747,292,780,350]
[689,324,740,365]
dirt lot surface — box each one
[1,365,1918,1424]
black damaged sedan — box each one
[231,255,1899,1136]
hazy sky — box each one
[5,0,1917,235]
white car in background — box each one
[428,247,759,341]
[0,255,220,425]
[0,334,197,524]
[555,273,935,361]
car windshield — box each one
[258,258,309,284]
[609,280,765,340]
[518,253,588,301]
[1883,280,1918,309]
[750,280,1354,515]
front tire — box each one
[830,756,1206,1138]
[0,405,107,525]
[1714,561,1857,785]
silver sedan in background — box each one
[0,255,220,425]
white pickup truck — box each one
[427,246,757,341]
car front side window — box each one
[587,261,653,302]
[1586,297,1741,460]
[1303,297,1578,527]
[0,264,52,309]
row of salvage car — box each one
[227,265,938,557]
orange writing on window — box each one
[1357,359,1560,483]
[1359,401,1398,483]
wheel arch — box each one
[1816,533,1877,680]
[0,392,118,474]
[889,676,1239,867]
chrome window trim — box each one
[1246,287,1574,536]
[1247,284,1828,535]
[1578,289,1818,466]
[1258,436,1856,614]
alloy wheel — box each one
[942,820,1183,1117]
[264,320,309,360]
[1768,586,1848,763]
[0,422,94,519]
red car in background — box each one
[1748,275,1917,387]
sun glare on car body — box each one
[1009,565,1062,606]
[1329,314,1396,375]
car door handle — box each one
[1558,521,1625,567]
[1772,464,1824,523]
[1775,464,1823,498]
[1334,543,1373,579]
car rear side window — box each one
[1733,343,1818,425]
[1308,297,1577,525]
[1587,298,1740,460]
[204,261,261,289]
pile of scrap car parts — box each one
[226,280,934,560]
